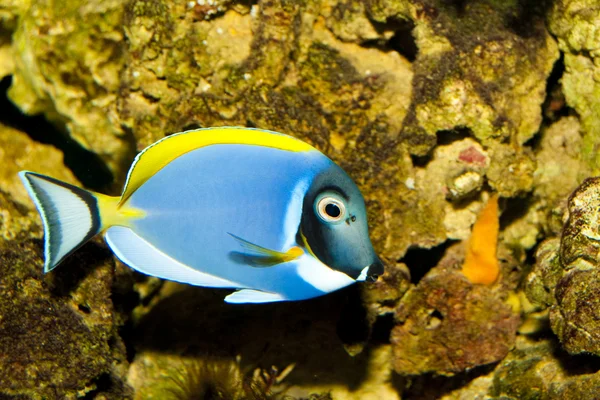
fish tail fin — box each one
[19,171,106,272]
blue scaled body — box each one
[19,127,383,303]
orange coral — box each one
[462,194,500,285]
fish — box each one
[19,127,384,303]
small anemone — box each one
[162,357,291,400]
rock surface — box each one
[551,178,600,355]
[549,0,600,173]
[391,243,520,376]
[0,126,130,398]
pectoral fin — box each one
[227,233,303,267]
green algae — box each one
[549,0,600,174]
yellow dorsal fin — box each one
[119,127,314,205]
[228,233,303,267]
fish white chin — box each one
[297,254,355,293]
[356,265,370,282]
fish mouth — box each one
[366,259,384,282]
[356,259,385,282]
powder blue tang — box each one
[19,127,384,303]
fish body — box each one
[20,127,383,303]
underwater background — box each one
[2,0,600,398]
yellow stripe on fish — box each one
[95,193,145,229]
[120,127,316,204]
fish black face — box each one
[301,163,382,281]
[365,259,384,282]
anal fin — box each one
[224,289,286,304]
[105,226,238,288]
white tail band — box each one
[19,171,100,272]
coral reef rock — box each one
[528,177,600,356]
[440,337,600,400]
[0,240,131,398]
[552,178,600,355]
[549,0,600,173]
[391,244,520,376]
[0,125,131,398]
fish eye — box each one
[316,194,346,223]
